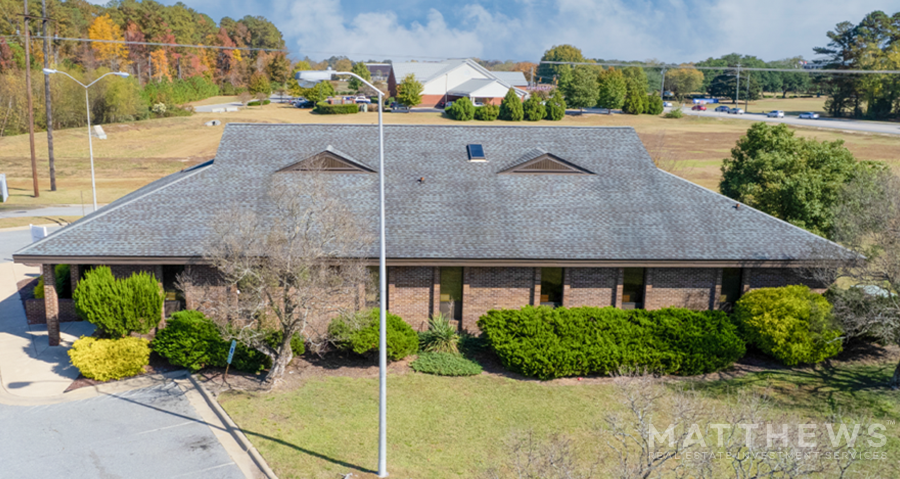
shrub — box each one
[246,99,271,106]
[152,310,223,371]
[33,264,71,299]
[329,308,419,360]
[473,104,499,121]
[735,286,842,366]
[522,95,546,121]
[664,107,683,118]
[499,88,524,121]
[645,95,664,115]
[72,267,163,338]
[419,313,459,353]
[314,102,359,114]
[411,352,482,376]
[69,336,150,381]
[447,97,475,121]
[622,89,645,114]
[478,306,745,380]
[544,89,566,121]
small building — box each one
[388,59,527,107]
[15,124,843,345]
[366,63,392,82]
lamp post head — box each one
[114,72,130,78]
[42,68,57,75]
[295,69,334,89]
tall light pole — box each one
[296,69,388,478]
[42,69,129,212]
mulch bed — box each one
[63,352,185,393]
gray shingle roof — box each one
[14,124,846,263]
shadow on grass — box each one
[240,429,377,475]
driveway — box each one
[680,107,900,135]
[0,382,245,478]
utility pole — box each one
[42,0,56,191]
[735,63,741,105]
[745,71,750,112]
[660,67,666,99]
[23,1,39,197]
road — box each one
[193,94,295,113]
[0,226,61,262]
[0,382,244,478]
[0,205,97,218]
[680,107,900,135]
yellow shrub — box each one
[68,336,150,381]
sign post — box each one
[224,339,236,384]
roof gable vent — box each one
[500,150,593,175]
[278,146,374,173]
[467,144,486,162]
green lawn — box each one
[219,360,900,479]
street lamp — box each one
[42,69,130,212]
[296,68,388,478]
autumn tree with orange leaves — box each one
[88,14,130,70]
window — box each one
[467,144,485,161]
[621,268,645,309]
[720,268,743,310]
[540,268,563,307]
[439,267,463,320]
[162,265,185,301]
[366,266,380,308]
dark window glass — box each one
[720,268,742,307]
[162,265,185,301]
[622,268,645,309]
[366,266,380,308]
[440,267,463,320]
[467,144,485,160]
[540,267,563,307]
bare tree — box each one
[254,91,268,106]
[238,91,252,106]
[179,166,374,383]
[480,430,595,479]
[807,170,900,388]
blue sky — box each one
[97,0,900,63]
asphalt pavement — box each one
[0,205,96,218]
[680,106,900,135]
[0,382,244,478]
[0,226,61,262]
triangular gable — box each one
[278,146,375,173]
[499,149,593,175]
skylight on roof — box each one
[467,144,486,161]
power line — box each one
[538,60,900,75]
[0,34,287,52]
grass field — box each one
[0,215,81,229]
[219,358,900,479]
[1,102,898,206]
[715,96,828,116]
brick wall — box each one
[387,266,434,330]
[645,268,719,310]
[462,267,533,332]
[25,298,78,325]
[563,268,618,307]
[747,268,826,293]
[109,265,162,280]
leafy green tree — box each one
[248,71,271,94]
[301,81,335,103]
[447,97,475,121]
[265,52,291,84]
[645,95,664,115]
[596,67,627,109]
[473,104,499,121]
[499,88,524,121]
[622,66,649,94]
[536,44,585,83]
[720,123,883,237]
[522,95,545,121]
[348,61,372,92]
[707,73,761,103]
[396,73,423,107]
[664,66,704,100]
[621,87,645,114]
[560,65,598,111]
[544,89,566,120]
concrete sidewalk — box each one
[0,204,101,218]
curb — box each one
[188,374,279,479]
[0,369,190,406]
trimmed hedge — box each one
[247,99,271,106]
[735,286,841,366]
[314,102,359,114]
[478,306,745,380]
[329,308,419,360]
[72,266,163,338]
[411,352,482,376]
[69,336,150,381]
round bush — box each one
[522,95,546,121]
[152,310,223,371]
[73,266,163,338]
[69,336,150,381]
[735,285,842,366]
[478,306,745,380]
[329,308,419,360]
[411,352,482,376]
[447,97,475,121]
[473,104,499,121]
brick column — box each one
[613,268,624,308]
[532,267,541,306]
[711,269,724,310]
[741,268,752,294]
[561,268,571,307]
[643,269,654,309]
[461,267,472,331]
[69,265,79,296]
[42,264,60,346]
[431,267,440,317]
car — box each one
[798,112,820,119]
[691,105,706,111]
[473,101,484,107]
[728,108,744,115]
[355,96,371,104]
[663,101,673,107]
[767,110,785,118]
[714,105,730,112]
[293,100,314,108]
[444,101,453,109]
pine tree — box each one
[545,89,567,120]
[499,88,524,121]
[522,95,545,121]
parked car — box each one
[355,96,372,104]
[293,100,315,108]
[691,105,707,111]
[662,101,673,107]
[444,101,453,109]
[473,101,484,107]
[728,108,744,115]
[767,110,785,118]
[714,105,730,112]
[798,112,820,119]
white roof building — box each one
[389,59,528,106]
